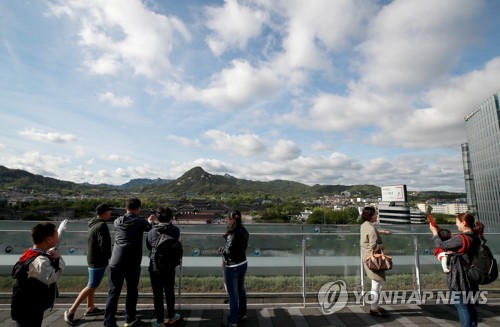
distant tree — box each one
[426,205,433,214]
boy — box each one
[64,203,113,325]
[11,222,65,327]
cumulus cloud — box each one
[2,151,69,177]
[204,0,268,56]
[270,139,301,161]
[203,130,266,157]
[358,0,483,91]
[48,0,191,79]
[19,128,76,143]
[102,154,131,162]
[311,141,332,152]
[167,135,200,147]
[166,60,282,111]
[97,91,133,107]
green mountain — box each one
[1,165,464,199]
[145,166,381,198]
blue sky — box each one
[1,0,499,192]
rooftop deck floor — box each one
[2,301,500,326]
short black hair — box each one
[157,207,173,223]
[361,206,376,222]
[126,198,141,210]
[31,222,57,245]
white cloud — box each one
[166,60,282,110]
[49,0,191,79]
[97,91,133,107]
[103,154,131,162]
[167,135,200,147]
[371,57,500,148]
[311,141,332,152]
[0,143,5,151]
[203,130,266,157]
[205,0,268,56]
[270,139,301,161]
[19,128,76,143]
[2,151,70,177]
[358,0,483,91]
[274,0,376,72]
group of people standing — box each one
[12,198,249,327]
[11,200,488,327]
[360,206,486,327]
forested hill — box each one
[0,165,463,199]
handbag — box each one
[365,250,393,271]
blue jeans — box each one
[451,289,478,327]
[104,265,141,326]
[224,262,247,325]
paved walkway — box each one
[2,302,500,327]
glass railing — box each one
[1,221,499,305]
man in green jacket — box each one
[64,203,113,325]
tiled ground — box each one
[1,302,500,327]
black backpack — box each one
[11,254,58,320]
[151,233,183,271]
[468,238,498,285]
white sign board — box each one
[381,185,407,202]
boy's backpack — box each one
[460,234,498,285]
[11,253,58,320]
[151,233,183,271]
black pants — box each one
[104,265,141,326]
[149,267,176,323]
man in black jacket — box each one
[104,198,155,327]
[65,203,113,325]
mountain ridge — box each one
[0,165,464,199]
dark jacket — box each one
[146,222,181,269]
[109,212,152,268]
[433,231,480,291]
[223,226,249,265]
[87,218,112,268]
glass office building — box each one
[462,90,500,229]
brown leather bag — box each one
[365,250,393,271]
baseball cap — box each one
[96,203,113,214]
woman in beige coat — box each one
[360,206,391,317]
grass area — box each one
[3,272,496,294]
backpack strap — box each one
[457,233,472,254]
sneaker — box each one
[166,313,181,324]
[64,310,75,326]
[150,321,166,327]
[124,318,138,327]
[369,309,389,318]
[238,315,246,323]
[84,307,105,316]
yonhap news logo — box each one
[317,280,348,314]
[317,280,490,314]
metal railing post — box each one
[413,235,422,303]
[302,237,306,308]
[178,261,183,309]
[360,246,365,306]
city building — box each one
[410,208,426,224]
[378,185,411,224]
[462,90,500,228]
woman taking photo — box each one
[430,213,483,327]
[360,206,391,318]
[222,210,249,327]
